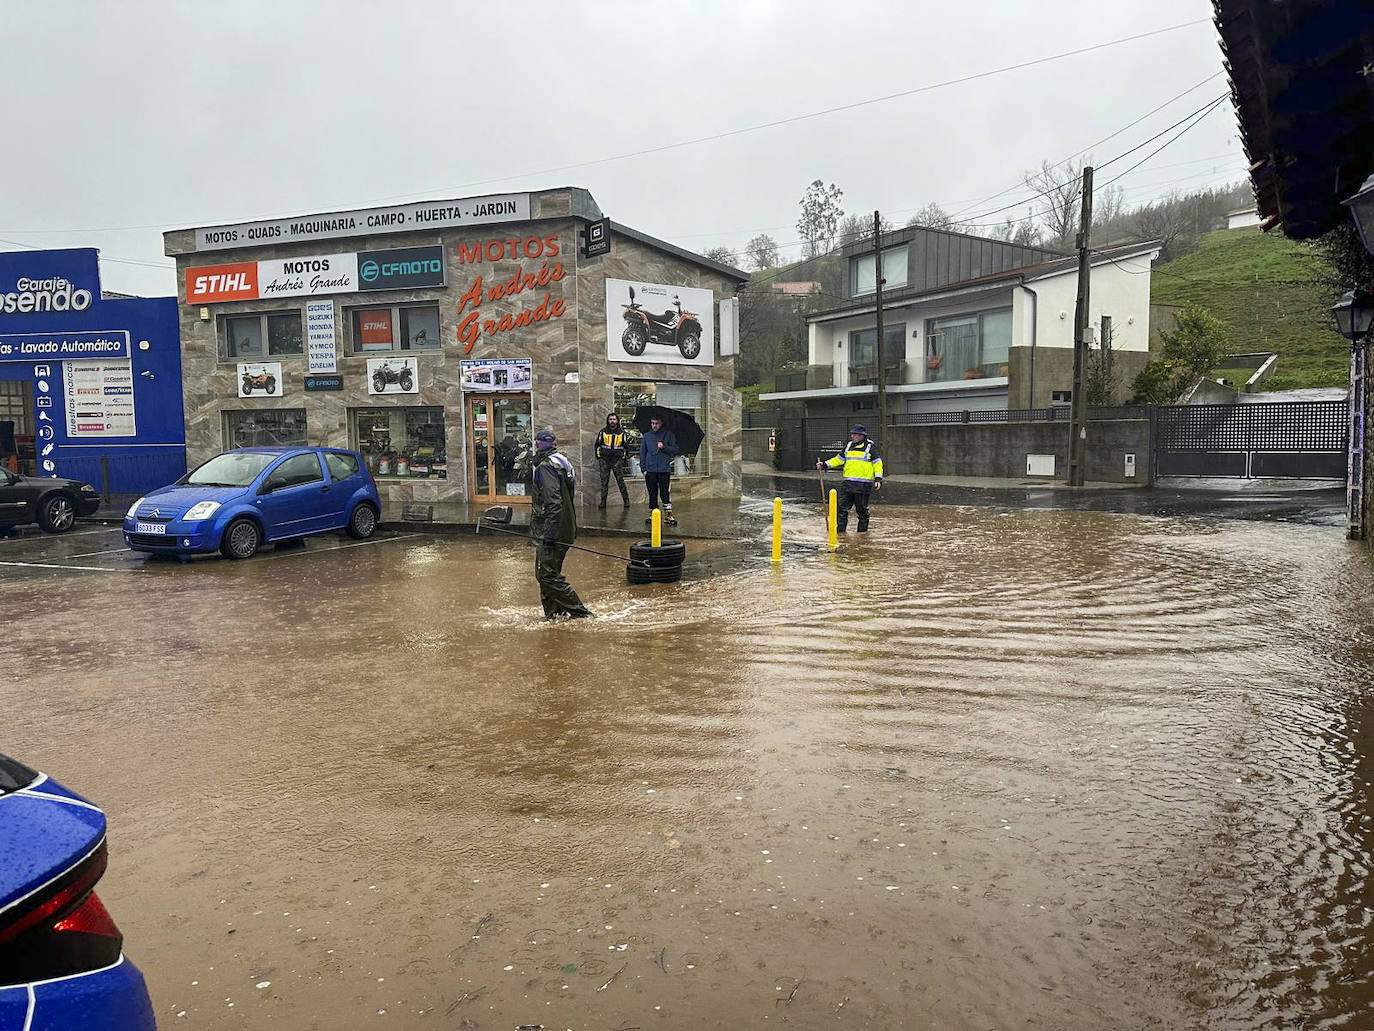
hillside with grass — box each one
[1150,227,1347,389]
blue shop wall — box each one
[0,248,186,494]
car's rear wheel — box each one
[346,502,378,539]
[37,493,76,533]
[220,518,261,560]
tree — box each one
[1129,192,1196,263]
[837,211,893,247]
[735,278,810,388]
[905,203,953,230]
[988,214,1041,247]
[797,179,844,259]
[744,234,780,271]
[1130,303,1228,404]
[702,245,738,266]
[1023,159,1084,252]
[1311,222,1374,294]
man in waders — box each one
[595,412,631,509]
[817,424,883,533]
[531,429,592,620]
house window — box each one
[351,406,447,479]
[850,246,909,295]
[925,307,1012,382]
[223,311,303,359]
[349,303,441,354]
[613,380,708,476]
[847,324,906,385]
[223,409,307,448]
[853,398,876,411]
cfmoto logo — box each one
[360,260,379,282]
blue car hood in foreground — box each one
[0,775,105,910]
[144,484,248,505]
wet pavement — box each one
[6,498,1374,1029]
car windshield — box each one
[185,451,279,487]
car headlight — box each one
[80,483,98,493]
[126,496,145,518]
[183,501,222,521]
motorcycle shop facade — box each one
[164,187,747,510]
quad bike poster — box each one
[605,278,715,367]
[238,362,283,398]
[367,356,418,394]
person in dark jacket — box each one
[638,415,680,525]
[595,412,630,509]
[530,429,592,620]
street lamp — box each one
[1344,173,1374,255]
[1332,287,1374,345]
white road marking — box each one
[0,559,128,573]
[65,547,132,559]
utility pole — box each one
[873,210,888,445]
[1067,167,1093,487]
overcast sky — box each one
[1,0,1242,295]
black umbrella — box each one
[632,405,705,457]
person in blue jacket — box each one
[638,415,680,525]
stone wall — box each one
[1006,345,1154,409]
[883,418,1152,484]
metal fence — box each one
[1156,400,1347,479]
[742,408,783,429]
[892,405,1149,425]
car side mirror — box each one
[260,477,285,495]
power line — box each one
[1097,96,1232,189]
[0,18,1211,239]
[0,235,172,270]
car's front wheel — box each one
[220,518,261,560]
[346,502,378,539]
[37,493,76,533]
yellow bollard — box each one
[771,496,782,563]
[651,507,662,547]
[828,489,838,550]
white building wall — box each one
[1029,253,1157,354]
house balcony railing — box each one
[847,361,906,387]
[773,365,835,392]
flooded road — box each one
[5,503,1374,1029]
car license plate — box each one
[134,522,168,535]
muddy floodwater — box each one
[6,502,1374,1029]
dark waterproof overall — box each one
[530,450,591,619]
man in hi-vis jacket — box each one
[817,424,884,533]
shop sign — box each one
[454,258,568,354]
[0,330,130,362]
[184,253,359,304]
[193,193,530,252]
[0,276,94,315]
[460,358,532,392]
[305,300,337,373]
[358,246,445,291]
[64,359,136,437]
[304,374,343,391]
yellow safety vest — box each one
[597,430,625,456]
[826,440,883,484]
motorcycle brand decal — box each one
[356,245,445,291]
[185,262,258,304]
[237,361,283,399]
[605,278,716,368]
[455,236,561,264]
[454,261,567,354]
[358,309,394,347]
[305,300,337,373]
[366,356,418,395]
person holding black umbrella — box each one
[638,414,681,525]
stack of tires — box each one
[627,539,685,584]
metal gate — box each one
[1156,400,1348,479]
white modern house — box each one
[760,225,1160,418]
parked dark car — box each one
[0,752,156,1031]
[0,470,101,534]
[123,446,382,559]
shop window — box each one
[349,304,441,354]
[613,380,708,476]
[223,409,307,448]
[351,406,446,479]
[223,311,303,359]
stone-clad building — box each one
[163,187,747,509]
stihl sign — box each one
[185,262,258,304]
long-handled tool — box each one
[817,465,830,523]
[475,506,651,566]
